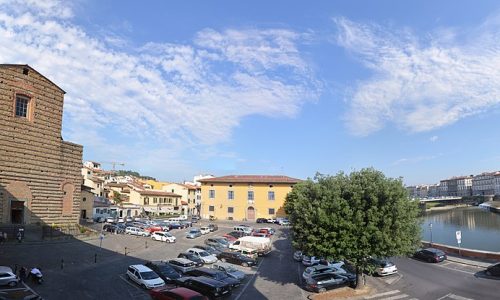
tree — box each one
[284,168,421,288]
[113,191,122,204]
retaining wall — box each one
[421,241,500,260]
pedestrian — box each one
[19,267,27,283]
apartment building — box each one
[128,189,181,216]
[0,64,83,225]
[199,175,301,221]
[162,183,197,216]
[472,172,500,196]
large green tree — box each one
[284,168,421,288]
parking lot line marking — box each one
[434,264,476,275]
[446,294,474,300]
[364,290,401,299]
[233,258,265,300]
[384,294,409,300]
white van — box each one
[233,226,253,235]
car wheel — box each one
[221,258,227,262]
[318,288,326,293]
[242,262,248,267]
[8,281,17,287]
[427,258,433,263]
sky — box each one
[1,0,499,185]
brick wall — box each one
[0,65,83,225]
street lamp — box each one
[429,223,433,246]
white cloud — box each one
[429,135,438,142]
[0,1,320,175]
[335,16,500,136]
[392,154,440,166]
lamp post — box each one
[429,223,433,246]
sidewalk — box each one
[447,254,494,268]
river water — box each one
[421,206,500,252]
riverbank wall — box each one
[421,241,500,261]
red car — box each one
[149,287,208,300]
[145,225,163,233]
[222,234,238,242]
[252,232,270,238]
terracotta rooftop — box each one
[137,190,181,197]
[198,175,302,184]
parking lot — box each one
[0,220,311,300]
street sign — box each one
[99,234,105,240]
[456,230,461,244]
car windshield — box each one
[217,239,229,245]
[189,230,199,234]
[164,232,172,237]
[158,265,175,273]
[140,271,159,280]
[226,266,237,273]
[214,272,228,280]
[199,251,210,257]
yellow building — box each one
[199,175,301,221]
[139,179,171,190]
[129,189,181,216]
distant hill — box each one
[115,170,156,181]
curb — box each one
[447,256,491,268]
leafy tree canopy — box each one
[284,168,421,285]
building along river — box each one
[421,206,500,252]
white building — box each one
[472,172,500,196]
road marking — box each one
[434,264,476,275]
[385,294,410,300]
[437,293,474,300]
[233,256,265,300]
[364,290,401,299]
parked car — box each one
[256,218,267,223]
[126,264,165,289]
[94,216,105,223]
[233,226,252,235]
[211,262,246,282]
[106,217,116,223]
[207,224,218,232]
[0,266,19,287]
[413,248,447,263]
[293,251,303,262]
[279,220,290,226]
[302,263,346,281]
[266,218,276,224]
[149,286,209,300]
[185,267,240,289]
[125,216,133,222]
[200,227,211,235]
[187,228,202,239]
[305,272,356,293]
[145,225,164,234]
[145,261,182,283]
[167,258,196,274]
[180,221,193,228]
[485,262,500,277]
[175,276,232,299]
[205,237,230,248]
[170,223,183,229]
[193,245,222,255]
[217,251,257,267]
[367,257,398,276]
[178,252,204,267]
[257,228,275,235]
[151,231,176,243]
[224,231,245,240]
[126,226,151,237]
[302,255,321,266]
[187,248,218,264]
[103,224,124,234]
[251,232,268,238]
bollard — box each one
[61,258,64,270]
[124,247,127,256]
[145,241,148,249]
[94,253,97,263]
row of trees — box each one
[284,168,421,287]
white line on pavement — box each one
[233,258,264,300]
[364,290,401,299]
[384,294,409,300]
[437,294,474,300]
[434,264,476,275]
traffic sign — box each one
[456,230,461,244]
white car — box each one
[0,266,19,287]
[200,227,210,235]
[369,258,398,276]
[302,262,346,280]
[125,226,150,237]
[186,248,218,264]
[126,264,165,289]
[151,231,176,243]
[267,218,276,223]
[105,217,115,223]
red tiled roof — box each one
[198,175,302,184]
[181,201,188,205]
[137,190,181,197]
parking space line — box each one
[233,257,264,300]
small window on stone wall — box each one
[15,94,31,119]
[61,182,75,215]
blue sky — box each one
[1,0,499,185]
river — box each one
[421,206,500,252]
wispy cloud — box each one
[0,1,320,176]
[335,16,500,136]
[392,155,440,166]
[429,135,439,142]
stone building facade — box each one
[0,64,83,225]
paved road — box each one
[0,221,305,300]
[368,256,499,300]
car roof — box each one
[170,258,193,264]
[130,264,153,272]
[425,248,444,253]
[307,264,336,271]
[167,287,203,297]
[189,276,226,286]
[191,267,217,274]
[0,266,13,273]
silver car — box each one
[186,228,202,239]
[293,250,303,261]
[0,266,19,287]
[167,258,196,274]
[212,262,246,281]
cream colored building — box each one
[129,189,181,216]
[163,183,197,216]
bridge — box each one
[417,196,463,202]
